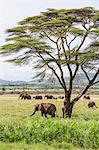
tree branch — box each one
[38,53,66,89]
[89,68,99,85]
[38,32,67,89]
[45,50,67,90]
[55,40,67,90]
[61,37,73,95]
[81,66,91,82]
[76,33,88,51]
[71,68,99,105]
[91,80,99,86]
[69,36,77,46]
[72,65,79,79]
[82,24,88,31]
[43,31,57,44]
[71,84,90,105]
[65,36,70,51]
[61,37,72,76]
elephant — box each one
[44,95,53,99]
[18,91,31,100]
[88,101,97,108]
[30,103,57,118]
[25,94,31,99]
[84,95,90,100]
[59,96,64,99]
[35,95,43,100]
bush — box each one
[0,118,98,149]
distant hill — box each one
[0,73,99,89]
[0,79,11,85]
[0,79,27,86]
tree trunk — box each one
[63,101,74,118]
[63,90,74,118]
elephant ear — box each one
[38,104,42,110]
[34,104,39,111]
[38,104,44,110]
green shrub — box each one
[0,118,98,149]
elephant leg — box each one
[51,113,55,118]
[21,96,23,100]
[62,109,65,118]
[44,113,47,118]
[62,108,65,118]
[41,111,44,117]
[95,104,98,108]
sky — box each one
[0,0,99,81]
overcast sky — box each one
[0,0,99,81]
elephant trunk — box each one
[95,104,98,108]
[30,111,35,116]
[30,107,38,116]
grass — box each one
[0,94,99,150]
[0,118,98,148]
[0,142,89,150]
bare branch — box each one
[38,53,66,89]
[65,36,70,51]
[43,31,57,44]
[45,50,67,90]
[81,66,91,82]
[61,37,73,94]
[55,41,67,90]
[61,37,72,76]
[91,80,99,86]
[89,68,99,84]
[72,65,79,79]
[71,84,90,105]
[71,68,99,104]
[74,32,89,65]
[82,24,88,31]
[69,36,77,46]
[76,33,88,51]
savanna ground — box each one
[0,90,99,150]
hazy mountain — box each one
[0,73,99,88]
[0,79,27,86]
[0,79,11,85]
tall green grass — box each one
[0,97,99,149]
[0,118,98,149]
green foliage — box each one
[0,142,76,150]
[0,118,98,149]
[1,7,99,60]
[0,96,99,149]
[0,7,99,93]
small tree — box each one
[0,7,99,118]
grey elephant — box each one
[31,103,57,118]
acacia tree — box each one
[1,7,99,118]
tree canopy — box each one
[0,7,99,117]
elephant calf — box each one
[31,103,57,118]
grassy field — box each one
[0,94,99,150]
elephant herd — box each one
[18,91,63,100]
[18,91,98,118]
[30,101,98,118]
[83,95,98,108]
